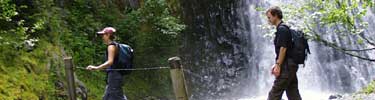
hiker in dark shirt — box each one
[266,6,302,100]
[86,27,127,100]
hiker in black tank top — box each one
[86,27,127,100]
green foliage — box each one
[304,0,372,34]
[118,0,184,67]
[59,0,184,99]
[0,0,17,21]
[362,80,375,94]
[258,0,375,61]
[112,0,184,99]
[0,1,53,99]
[1,0,184,99]
[259,0,374,38]
[0,40,55,100]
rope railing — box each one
[75,66,170,71]
[65,56,193,100]
[75,66,211,83]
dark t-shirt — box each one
[273,22,292,61]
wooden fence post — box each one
[64,57,76,100]
[168,57,188,100]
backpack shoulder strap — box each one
[107,41,120,58]
[108,41,118,49]
[278,23,290,30]
[277,23,292,37]
[109,41,118,46]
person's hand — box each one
[86,65,99,70]
[271,64,280,77]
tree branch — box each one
[359,33,375,46]
[344,7,375,47]
[305,24,375,62]
[341,48,375,51]
[315,34,375,61]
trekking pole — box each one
[168,57,189,100]
[64,57,77,100]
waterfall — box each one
[180,0,375,100]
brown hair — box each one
[266,6,283,19]
[109,33,115,40]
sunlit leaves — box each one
[258,0,373,41]
[0,0,17,21]
[157,16,186,36]
[139,0,185,36]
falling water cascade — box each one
[180,0,375,100]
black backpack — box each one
[108,42,134,75]
[281,24,311,65]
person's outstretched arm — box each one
[86,45,116,70]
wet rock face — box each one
[180,0,249,99]
[328,94,343,99]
